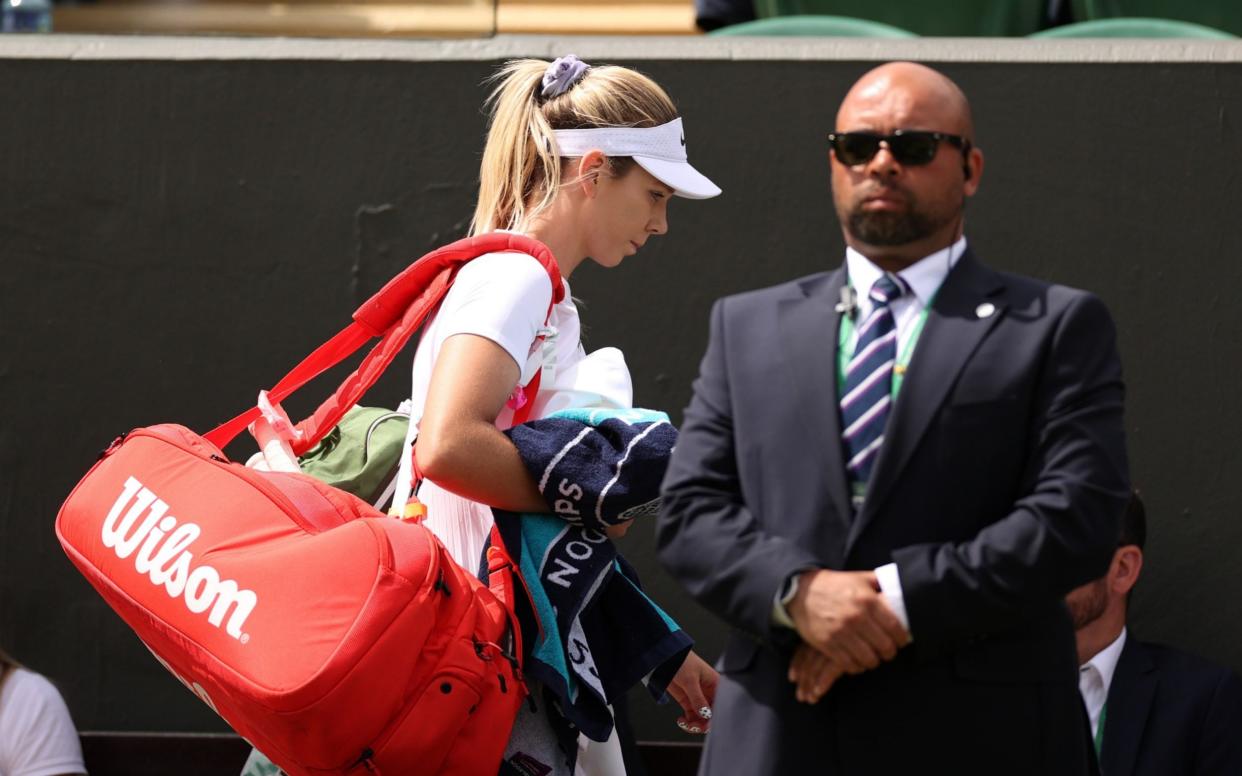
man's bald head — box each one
[829,61,984,270]
[837,62,974,140]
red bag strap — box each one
[204,233,563,453]
[486,525,528,668]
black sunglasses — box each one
[827,130,970,167]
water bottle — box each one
[1,0,53,32]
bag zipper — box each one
[127,428,336,537]
[362,412,409,466]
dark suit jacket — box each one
[657,251,1130,775]
[1101,637,1242,776]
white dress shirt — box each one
[842,237,967,366]
[774,238,967,635]
[854,237,966,636]
[1080,627,1127,739]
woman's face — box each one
[583,162,674,268]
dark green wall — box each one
[2,39,1241,744]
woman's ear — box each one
[576,149,608,198]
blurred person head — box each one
[0,644,87,776]
[0,647,18,688]
[1065,492,1147,664]
[470,56,719,273]
[830,62,985,272]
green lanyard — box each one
[836,288,934,397]
[1094,702,1108,757]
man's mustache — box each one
[857,184,911,203]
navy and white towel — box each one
[497,408,690,742]
[505,407,679,534]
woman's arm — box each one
[415,332,549,514]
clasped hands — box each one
[785,569,910,704]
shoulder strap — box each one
[204,233,563,454]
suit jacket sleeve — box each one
[1196,667,1242,774]
[657,297,823,642]
[893,290,1130,646]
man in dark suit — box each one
[1068,493,1242,775]
[656,62,1131,774]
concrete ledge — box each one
[2,33,1242,62]
[80,732,251,776]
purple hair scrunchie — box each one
[541,54,590,99]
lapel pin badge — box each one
[975,302,996,319]
[836,286,858,315]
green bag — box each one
[296,405,411,508]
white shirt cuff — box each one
[771,574,799,629]
[772,598,795,629]
[874,562,911,637]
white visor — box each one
[551,117,721,200]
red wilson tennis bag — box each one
[56,234,563,776]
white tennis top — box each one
[391,250,633,569]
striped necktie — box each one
[841,273,907,490]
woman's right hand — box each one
[666,650,719,734]
[604,519,633,539]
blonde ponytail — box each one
[471,58,679,235]
[472,61,562,236]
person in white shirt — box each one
[1068,493,1242,775]
[388,56,723,775]
[0,648,87,776]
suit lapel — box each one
[778,268,853,531]
[846,251,1006,551]
[1102,637,1158,776]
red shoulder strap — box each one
[204,233,563,454]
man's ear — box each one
[576,150,608,198]
[1111,545,1144,597]
[963,146,984,197]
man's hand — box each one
[788,643,844,704]
[786,569,909,674]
